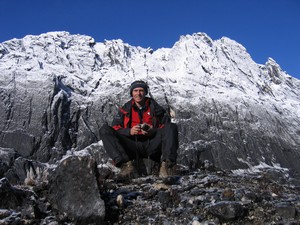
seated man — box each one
[100,80,179,180]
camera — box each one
[140,124,150,131]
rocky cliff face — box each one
[0,31,299,224]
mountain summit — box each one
[0,31,299,179]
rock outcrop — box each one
[48,151,105,224]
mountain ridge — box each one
[1,30,300,224]
[0,31,299,178]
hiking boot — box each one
[159,160,174,179]
[116,161,138,181]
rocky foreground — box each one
[1,162,299,225]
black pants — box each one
[99,123,178,167]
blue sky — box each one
[1,0,299,79]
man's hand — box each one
[130,123,154,136]
[130,124,142,135]
[141,123,154,136]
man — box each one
[100,80,178,180]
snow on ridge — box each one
[232,160,290,177]
[0,31,299,120]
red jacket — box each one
[112,97,170,137]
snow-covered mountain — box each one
[0,31,299,179]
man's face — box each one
[132,87,146,104]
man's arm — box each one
[111,109,131,136]
[152,99,171,127]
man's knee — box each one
[99,123,114,137]
[164,123,178,133]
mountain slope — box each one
[0,31,299,179]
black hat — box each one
[129,80,148,96]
